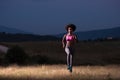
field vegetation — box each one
[0,40,120,80]
[0,64,120,80]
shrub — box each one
[5,45,28,65]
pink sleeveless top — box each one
[66,35,75,41]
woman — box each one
[62,24,78,72]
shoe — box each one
[67,66,70,70]
[69,66,72,72]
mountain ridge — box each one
[56,26,120,40]
[0,25,30,34]
[0,25,59,42]
[1,25,120,41]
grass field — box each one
[0,64,120,80]
[0,41,120,80]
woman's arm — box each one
[62,34,66,48]
[74,34,79,43]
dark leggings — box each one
[65,47,74,67]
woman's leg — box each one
[70,53,73,67]
[65,47,73,72]
[65,47,70,67]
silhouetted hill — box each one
[56,27,120,40]
[0,25,30,34]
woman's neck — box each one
[68,32,73,35]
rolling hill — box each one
[0,25,29,34]
[1,25,120,41]
[0,25,59,42]
[56,27,120,40]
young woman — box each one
[62,24,78,72]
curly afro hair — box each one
[65,24,76,32]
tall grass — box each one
[0,65,120,80]
[0,41,120,80]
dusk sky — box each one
[0,0,120,35]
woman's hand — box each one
[62,44,65,48]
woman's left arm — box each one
[74,34,79,43]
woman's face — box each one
[68,27,73,33]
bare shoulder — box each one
[63,34,67,37]
[62,34,67,40]
[73,34,77,37]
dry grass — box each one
[0,65,120,80]
[1,41,120,80]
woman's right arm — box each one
[62,34,66,48]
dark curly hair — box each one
[65,24,76,32]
